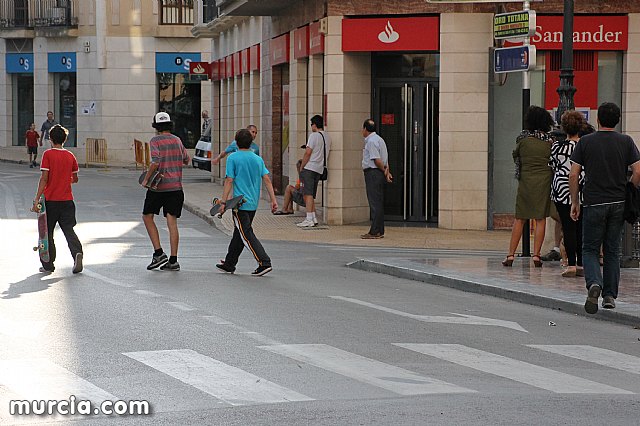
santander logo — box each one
[378,21,399,44]
[192,63,205,74]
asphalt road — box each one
[1,162,639,425]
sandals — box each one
[273,210,294,215]
[532,254,543,268]
[502,254,515,267]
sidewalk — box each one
[181,172,640,326]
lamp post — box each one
[556,0,576,121]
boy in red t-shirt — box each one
[31,124,83,274]
[25,123,41,168]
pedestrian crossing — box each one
[0,343,639,423]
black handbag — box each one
[319,132,328,181]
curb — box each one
[347,259,640,327]
[182,201,232,236]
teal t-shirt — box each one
[224,140,260,156]
[225,150,270,211]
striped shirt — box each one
[149,134,189,192]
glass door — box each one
[374,81,439,222]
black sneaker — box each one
[39,266,55,273]
[540,249,561,261]
[251,265,272,277]
[72,253,83,274]
[160,261,180,271]
[585,284,601,314]
[602,295,616,309]
[147,253,168,270]
[216,262,235,273]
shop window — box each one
[157,73,201,148]
[159,0,194,25]
[55,73,77,147]
[12,74,34,146]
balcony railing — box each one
[0,0,78,30]
[159,0,194,25]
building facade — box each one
[192,0,640,230]
[0,0,209,165]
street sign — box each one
[189,61,211,79]
[493,45,536,73]
[494,10,536,39]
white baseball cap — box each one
[153,112,172,124]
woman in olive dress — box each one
[503,106,555,267]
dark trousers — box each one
[224,210,271,267]
[554,201,582,267]
[582,203,625,298]
[364,168,385,235]
[43,200,83,270]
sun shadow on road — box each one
[2,274,65,299]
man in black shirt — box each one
[569,102,640,314]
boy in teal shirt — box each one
[216,128,278,276]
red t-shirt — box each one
[41,148,79,201]
[26,130,39,147]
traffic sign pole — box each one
[521,0,531,258]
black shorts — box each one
[292,189,306,206]
[143,190,184,218]
[27,146,37,155]
[300,169,321,198]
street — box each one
[1,162,639,425]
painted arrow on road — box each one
[330,296,527,333]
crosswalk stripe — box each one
[529,345,640,375]
[0,358,116,401]
[123,349,313,406]
[259,344,475,395]
[394,344,633,394]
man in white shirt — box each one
[297,115,330,227]
[361,118,392,239]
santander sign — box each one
[508,15,628,51]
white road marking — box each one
[330,296,527,332]
[529,345,640,375]
[83,268,133,287]
[395,344,633,394]
[124,349,313,406]
[201,315,233,325]
[166,302,196,311]
[259,344,474,395]
[134,289,162,297]
[0,358,116,401]
[0,319,48,339]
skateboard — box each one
[210,194,245,218]
[32,195,50,263]
[139,170,164,190]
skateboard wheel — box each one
[33,247,38,251]
[40,243,45,249]
[37,204,42,209]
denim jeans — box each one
[582,202,625,298]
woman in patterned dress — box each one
[503,106,555,267]
[550,111,587,277]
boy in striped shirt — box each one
[141,112,190,271]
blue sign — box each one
[156,52,201,74]
[48,52,77,73]
[494,46,536,74]
[6,53,34,74]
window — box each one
[159,0,194,25]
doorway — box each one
[373,81,439,223]
[12,74,34,146]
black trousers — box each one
[224,210,271,267]
[364,168,385,235]
[43,200,83,269]
[555,201,582,267]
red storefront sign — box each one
[241,49,249,74]
[210,61,221,81]
[506,15,628,51]
[233,52,241,77]
[309,21,324,55]
[271,34,290,66]
[225,55,233,78]
[342,17,439,52]
[250,44,260,71]
[293,26,310,59]
[189,62,211,79]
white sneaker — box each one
[296,219,318,228]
